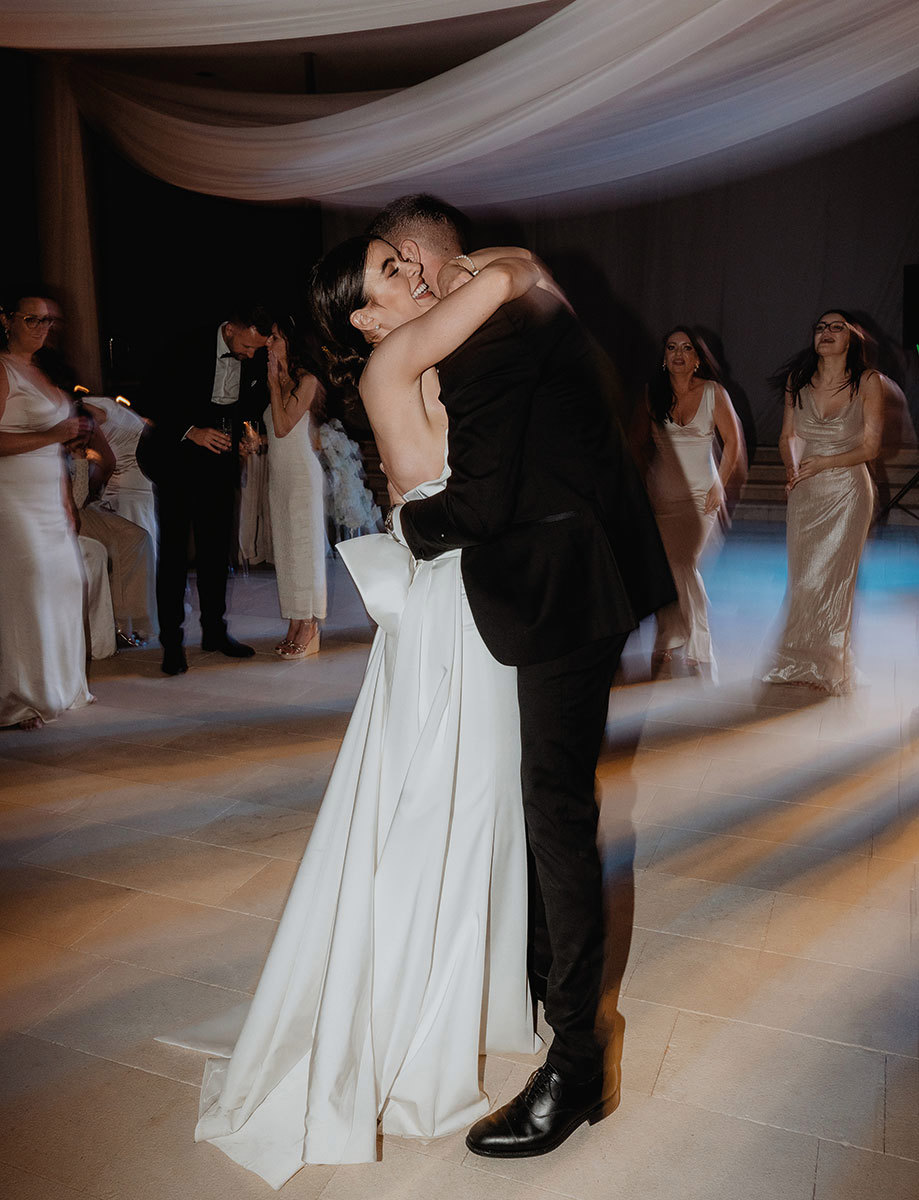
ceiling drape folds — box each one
[0,0,538,48]
[50,0,919,206]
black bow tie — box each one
[220,352,235,359]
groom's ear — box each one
[398,238,422,266]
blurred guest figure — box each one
[764,310,883,694]
[137,304,273,675]
[70,422,156,646]
[0,289,93,729]
[633,326,744,679]
[77,534,117,659]
[318,418,383,543]
[238,417,273,568]
[83,395,157,552]
[266,319,327,659]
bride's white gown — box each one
[173,462,535,1187]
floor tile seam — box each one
[638,811,878,856]
[644,1084,884,1155]
[684,784,894,819]
[13,952,112,1030]
[640,821,872,857]
[17,1030,205,1090]
[638,861,904,910]
[16,1028,199,1095]
[632,923,919,983]
[0,1154,97,1196]
[1,858,273,910]
[617,997,919,1060]
[455,1151,583,1199]
[33,814,298,863]
[29,943,264,995]
[815,1135,919,1166]
[67,886,282,944]
[701,754,898,784]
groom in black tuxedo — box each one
[137,305,273,675]
[369,196,674,1157]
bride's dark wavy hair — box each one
[647,325,721,425]
[769,308,868,408]
[309,235,378,394]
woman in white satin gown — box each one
[764,311,883,694]
[182,239,554,1186]
[0,291,93,729]
[265,320,327,659]
[635,326,744,679]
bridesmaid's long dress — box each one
[648,380,720,670]
[764,383,875,694]
[0,358,91,725]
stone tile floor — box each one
[1,525,918,1199]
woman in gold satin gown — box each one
[634,326,744,680]
[764,311,884,694]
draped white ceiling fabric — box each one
[0,0,538,48]
[54,0,919,207]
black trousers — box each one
[516,632,627,1080]
[154,476,234,649]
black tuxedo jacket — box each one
[136,324,268,490]
[399,292,675,668]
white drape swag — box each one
[27,0,919,206]
[0,0,539,48]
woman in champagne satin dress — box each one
[764,310,883,694]
[635,326,744,679]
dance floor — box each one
[2,524,918,1200]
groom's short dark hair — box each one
[367,194,472,255]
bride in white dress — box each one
[177,239,552,1186]
[0,292,93,729]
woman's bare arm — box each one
[778,384,800,492]
[269,361,321,439]
[366,257,542,392]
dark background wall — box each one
[86,127,323,404]
[1,50,40,293]
[323,116,919,448]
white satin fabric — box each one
[267,410,326,619]
[77,535,117,660]
[175,466,534,1185]
[86,396,157,552]
[39,0,919,205]
[764,385,875,695]
[648,380,720,668]
[0,359,92,725]
[0,0,536,48]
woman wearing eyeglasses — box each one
[763,310,883,694]
[0,290,93,729]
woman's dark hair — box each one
[309,235,376,394]
[274,311,327,424]
[647,325,722,424]
[769,309,868,407]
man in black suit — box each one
[137,305,273,675]
[369,197,674,1157]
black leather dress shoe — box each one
[201,635,255,658]
[465,1064,619,1158]
[161,647,188,676]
